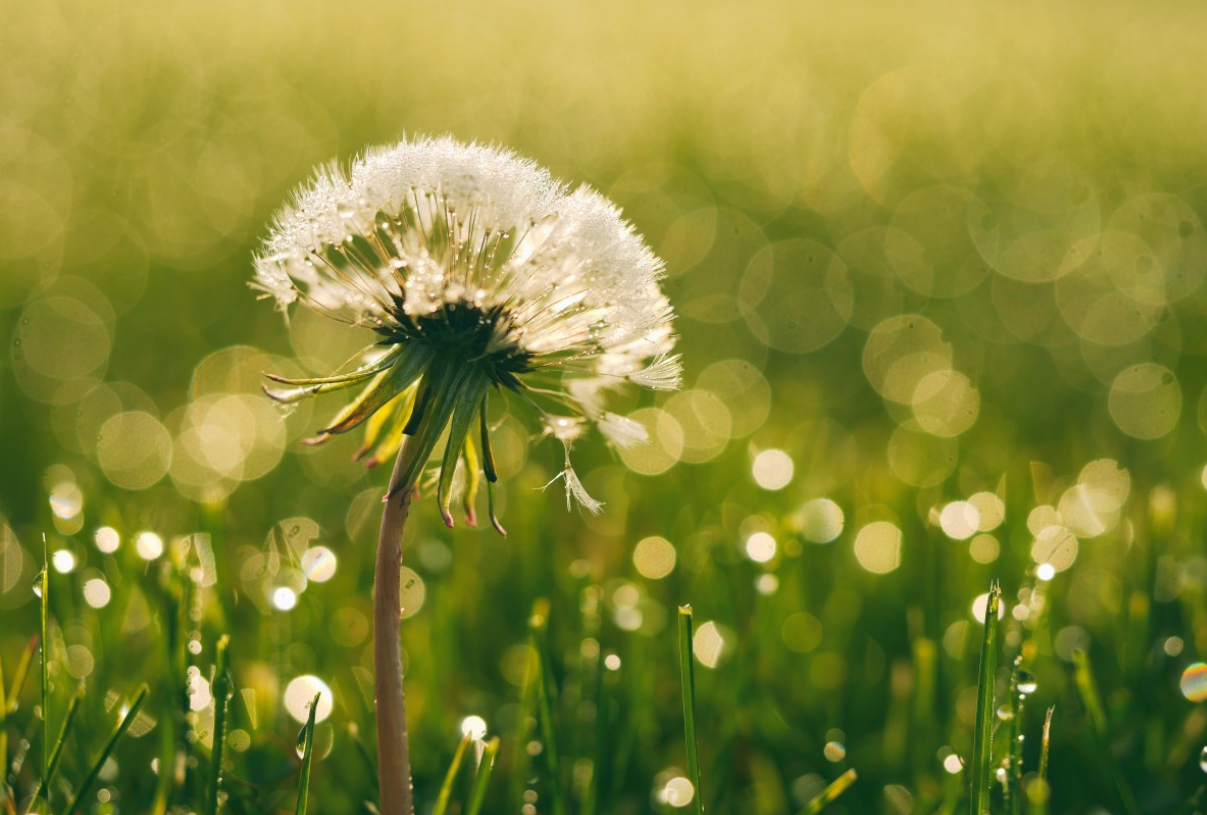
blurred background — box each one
[3,0,1207,813]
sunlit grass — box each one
[4,0,1207,812]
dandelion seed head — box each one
[255,136,678,523]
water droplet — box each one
[1017,671,1038,695]
[296,725,310,759]
[32,572,44,598]
[1200,745,1207,773]
[187,640,202,655]
[996,705,1014,721]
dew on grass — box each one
[796,498,844,543]
[272,586,297,611]
[659,776,695,807]
[1018,671,1038,695]
[752,449,794,490]
[228,729,251,752]
[283,675,333,723]
[854,521,902,574]
[51,549,75,573]
[83,578,110,608]
[301,546,337,582]
[823,740,846,761]
[95,526,120,553]
[744,532,777,563]
[1181,663,1207,702]
[939,501,979,539]
[460,715,488,740]
[49,482,83,520]
[135,532,163,560]
[1199,745,1207,773]
[693,621,725,668]
[633,535,676,579]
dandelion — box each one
[256,135,679,530]
[254,135,679,815]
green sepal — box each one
[437,386,488,528]
[321,346,433,436]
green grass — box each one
[3,0,1207,812]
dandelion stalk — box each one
[677,606,704,815]
[970,581,1000,815]
[374,436,424,815]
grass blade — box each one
[3,636,38,724]
[1173,785,1206,815]
[30,684,84,809]
[1072,649,1139,815]
[38,563,49,790]
[677,605,705,815]
[65,684,149,815]
[1027,706,1055,815]
[796,768,857,815]
[530,605,567,815]
[970,581,1000,815]
[431,734,472,815]
[205,634,233,815]
[464,737,500,815]
[294,692,321,815]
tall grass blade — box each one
[431,734,472,815]
[6,637,37,721]
[969,581,1000,815]
[1173,785,1206,815]
[1028,706,1055,815]
[30,683,84,810]
[530,605,567,815]
[1072,649,1139,815]
[1007,663,1025,815]
[796,768,857,815]
[464,737,500,815]
[2,636,37,790]
[65,684,149,815]
[205,634,233,815]
[38,562,49,790]
[677,605,705,815]
[294,691,321,815]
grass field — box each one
[3,0,1207,813]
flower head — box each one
[255,136,679,533]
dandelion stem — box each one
[374,434,424,815]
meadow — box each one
[2,0,1207,813]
